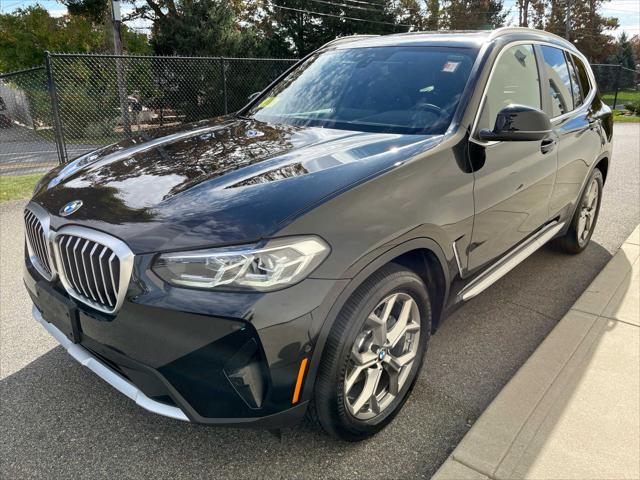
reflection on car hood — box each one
[34,117,441,253]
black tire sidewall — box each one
[314,264,432,441]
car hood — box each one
[33,117,441,253]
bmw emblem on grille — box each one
[60,200,83,217]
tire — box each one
[310,263,431,441]
[554,168,604,254]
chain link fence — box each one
[2,56,637,178]
[0,54,297,176]
[48,54,297,164]
[0,67,60,175]
[592,63,640,110]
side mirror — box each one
[247,92,261,102]
[479,105,551,142]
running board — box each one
[460,221,565,301]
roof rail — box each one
[322,35,379,48]
[394,30,486,36]
[489,27,577,50]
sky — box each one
[0,0,638,38]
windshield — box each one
[248,46,477,135]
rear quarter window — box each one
[565,53,584,107]
[571,54,592,98]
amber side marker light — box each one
[292,358,308,404]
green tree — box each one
[608,32,637,89]
[425,0,441,29]
[0,6,150,72]
[256,0,402,57]
[391,0,432,31]
[543,0,618,62]
[442,0,507,30]
[516,0,546,28]
[115,0,267,57]
[63,0,110,23]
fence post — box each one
[44,52,68,164]
[115,55,131,137]
[613,64,621,110]
[220,57,228,114]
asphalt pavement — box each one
[1,123,638,479]
[0,124,97,175]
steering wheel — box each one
[410,102,444,126]
[415,102,443,115]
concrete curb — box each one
[433,225,640,480]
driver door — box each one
[467,44,558,271]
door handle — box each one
[540,138,556,154]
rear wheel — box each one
[555,168,603,254]
[311,264,431,441]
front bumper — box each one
[28,293,314,427]
[24,253,342,428]
[32,305,189,421]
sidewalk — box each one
[434,225,640,480]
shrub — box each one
[623,101,640,115]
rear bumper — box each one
[32,305,190,422]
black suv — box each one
[24,28,612,441]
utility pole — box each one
[565,0,571,42]
[111,0,131,136]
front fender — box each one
[300,235,452,405]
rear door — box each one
[467,44,558,272]
[538,47,604,218]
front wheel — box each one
[555,168,603,254]
[311,264,431,441]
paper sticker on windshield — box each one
[442,61,460,73]
[258,96,279,108]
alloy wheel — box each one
[343,292,421,420]
[578,178,600,246]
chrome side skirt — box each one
[32,305,190,422]
[459,221,565,301]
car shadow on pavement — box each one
[0,240,617,480]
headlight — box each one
[152,236,330,291]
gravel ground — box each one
[1,123,638,479]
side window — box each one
[540,46,573,116]
[571,54,592,99]
[477,44,541,132]
[565,53,583,107]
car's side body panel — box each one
[277,141,475,281]
[466,139,558,271]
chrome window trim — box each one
[50,225,135,315]
[469,39,596,147]
[24,202,57,282]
